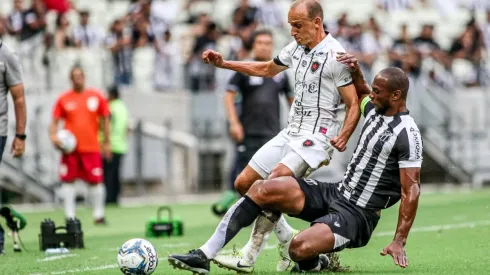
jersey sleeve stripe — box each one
[360,96,371,116]
[338,81,353,87]
[273,56,288,67]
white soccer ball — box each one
[57,129,77,153]
[117,238,158,275]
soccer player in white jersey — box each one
[168,53,423,274]
[168,0,360,273]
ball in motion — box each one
[57,129,77,153]
[117,238,158,275]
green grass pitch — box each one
[2,188,490,275]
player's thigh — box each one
[274,150,309,178]
[60,152,79,183]
[248,131,289,179]
[79,152,104,184]
[247,176,305,215]
[289,223,336,261]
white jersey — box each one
[273,33,352,140]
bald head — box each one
[378,67,409,99]
[291,0,323,21]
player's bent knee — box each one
[247,180,268,205]
[234,174,253,195]
[269,164,293,179]
[289,237,313,262]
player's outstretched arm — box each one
[381,167,421,268]
[336,53,371,103]
[202,49,287,77]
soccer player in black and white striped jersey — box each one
[168,53,422,273]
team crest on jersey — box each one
[311,61,320,73]
[87,96,99,111]
[308,83,317,93]
[303,139,315,147]
[379,130,394,142]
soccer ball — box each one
[57,129,77,153]
[117,238,158,275]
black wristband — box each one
[15,134,26,140]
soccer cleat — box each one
[277,229,300,271]
[212,247,254,273]
[168,249,210,275]
[94,217,107,226]
[290,254,330,273]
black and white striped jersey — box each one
[338,97,423,210]
[273,33,352,140]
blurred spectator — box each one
[376,0,413,12]
[53,13,74,50]
[132,17,154,48]
[389,24,422,77]
[154,30,178,91]
[105,19,133,86]
[231,0,258,43]
[412,24,450,67]
[257,0,283,28]
[0,18,7,39]
[73,10,103,48]
[19,0,46,42]
[484,10,490,52]
[103,86,129,205]
[43,0,71,14]
[187,21,219,92]
[6,0,24,36]
[449,19,484,64]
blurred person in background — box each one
[376,0,413,12]
[6,0,24,37]
[106,19,133,86]
[0,34,28,255]
[484,10,490,52]
[73,10,103,49]
[389,24,421,77]
[231,0,259,44]
[154,29,178,91]
[211,29,294,217]
[49,66,111,225]
[103,86,129,205]
[19,0,46,81]
[412,24,450,68]
[257,0,284,28]
[53,13,74,50]
[187,21,219,92]
[132,16,154,48]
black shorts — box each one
[236,136,272,172]
[290,178,380,252]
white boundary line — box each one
[37,254,78,262]
[26,220,490,275]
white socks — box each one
[274,215,294,244]
[241,214,274,264]
[62,183,76,219]
[90,184,106,219]
[62,183,106,220]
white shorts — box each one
[249,129,335,179]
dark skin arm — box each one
[380,167,421,268]
[336,53,371,103]
[10,84,26,157]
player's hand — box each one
[202,49,224,68]
[336,53,359,72]
[330,135,347,152]
[380,240,408,268]
[229,122,244,143]
[11,137,25,158]
[102,142,112,160]
[50,134,64,151]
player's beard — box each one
[374,103,389,115]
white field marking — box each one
[26,220,490,275]
[107,242,191,252]
[373,220,490,237]
[37,254,78,262]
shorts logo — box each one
[87,97,99,111]
[311,62,320,73]
[59,164,68,177]
[334,221,340,227]
[301,60,307,67]
[304,179,317,186]
[308,83,317,93]
[303,140,314,147]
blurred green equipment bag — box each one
[145,206,183,237]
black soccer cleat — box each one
[168,249,210,275]
[0,243,4,255]
[291,254,330,273]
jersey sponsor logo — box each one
[311,61,320,73]
[301,60,307,67]
[293,55,300,60]
[87,96,99,111]
[412,130,422,159]
[303,139,315,147]
[334,221,340,227]
[295,109,312,117]
[308,83,317,93]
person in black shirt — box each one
[212,29,293,216]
